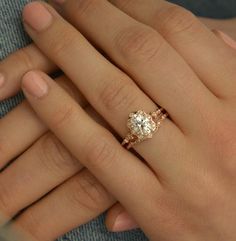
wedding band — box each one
[122,108,168,149]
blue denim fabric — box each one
[0,0,236,240]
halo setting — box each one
[122,108,168,149]
[128,110,157,139]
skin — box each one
[0,0,236,240]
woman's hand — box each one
[1,0,236,239]
[13,0,236,240]
[0,15,136,241]
[0,51,119,240]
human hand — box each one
[0,49,118,240]
[2,0,236,239]
[0,9,139,240]
[17,0,236,240]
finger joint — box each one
[68,170,114,213]
[50,103,78,130]
[114,25,164,64]
[99,76,138,113]
[85,132,117,172]
[155,5,199,37]
[39,133,81,177]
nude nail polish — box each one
[22,72,49,98]
[23,2,53,32]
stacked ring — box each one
[122,108,168,149]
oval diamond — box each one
[127,110,157,138]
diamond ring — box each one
[122,108,168,149]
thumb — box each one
[105,203,139,232]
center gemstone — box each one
[127,110,157,138]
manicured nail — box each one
[0,73,5,88]
[23,2,53,31]
[112,212,139,232]
[214,30,236,50]
[22,72,49,98]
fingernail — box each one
[22,72,49,98]
[23,2,53,32]
[112,212,139,232]
[214,30,236,50]
[0,73,5,88]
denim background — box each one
[0,0,236,240]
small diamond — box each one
[127,110,157,139]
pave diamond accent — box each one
[127,110,157,139]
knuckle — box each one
[86,132,117,171]
[69,171,113,212]
[50,103,78,130]
[114,25,164,63]
[156,5,199,36]
[39,133,80,175]
[73,0,98,17]
[13,47,34,70]
[99,77,138,112]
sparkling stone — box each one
[127,110,157,138]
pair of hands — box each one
[1,0,236,241]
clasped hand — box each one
[0,1,236,241]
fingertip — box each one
[22,71,49,99]
[22,2,53,32]
[105,203,124,232]
[213,29,236,50]
[110,211,139,232]
[105,204,139,232]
